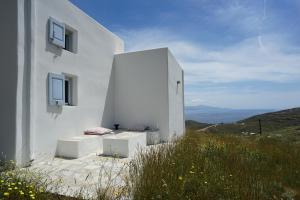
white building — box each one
[0,0,185,165]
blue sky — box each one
[70,0,300,109]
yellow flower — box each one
[204,181,208,184]
[14,186,18,190]
[0,180,4,183]
[189,171,195,174]
[8,187,12,191]
[18,182,22,185]
[11,183,15,186]
[20,191,24,195]
[191,165,195,169]
[178,176,183,181]
[29,191,33,194]
[229,174,233,177]
[3,192,9,197]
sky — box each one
[70,0,300,109]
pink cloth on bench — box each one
[84,127,112,135]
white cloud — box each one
[116,28,300,108]
[118,28,300,85]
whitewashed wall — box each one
[113,48,170,141]
[113,48,185,141]
[168,51,185,139]
[31,0,124,159]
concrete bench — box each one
[56,135,104,159]
[146,130,160,145]
[103,132,146,158]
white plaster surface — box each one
[103,132,147,158]
[113,48,185,142]
[56,135,104,158]
[146,131,160,145]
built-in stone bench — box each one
[102,132,147,158]
[146,130,160,145]
[56,130,159,159]
[56,135,106,159]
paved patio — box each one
[29,153,131,198]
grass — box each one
[128,131,300,199]
[185,120,211,131]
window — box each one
[64,77,72,105]
[48,17,78,53]
[64,29,74,52]
[48,73,78,106]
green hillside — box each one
[187,108,300,140]
[185,120,211,130]
[240,107,300,132]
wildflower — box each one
[189,171,195,174]
[11,182,15,186]
[178,176,183,181]
[20,191,24,195]
[29,191,33,194]
[18,182,22,185]
[14,186,18,190]
[0,180,4,183]
[229,174,233,177]
[204,181,208,184]
[8,187,12,191]
[191,165,195,169]
[3,192,9,197]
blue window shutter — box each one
[48,73,65,106]
[49,17,65,48]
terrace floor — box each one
[29,153,131,198]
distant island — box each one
[185,105,275,123]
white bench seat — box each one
[103,132,146,158]
[56,135,105,159]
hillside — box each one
[185,120,211,130]
[187,108,300,139]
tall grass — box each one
[128,132,300,199]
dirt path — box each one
[197,124,218,132]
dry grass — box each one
[128,131,300,200]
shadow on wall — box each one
[101,61,115,129]
[0,0,18,162]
